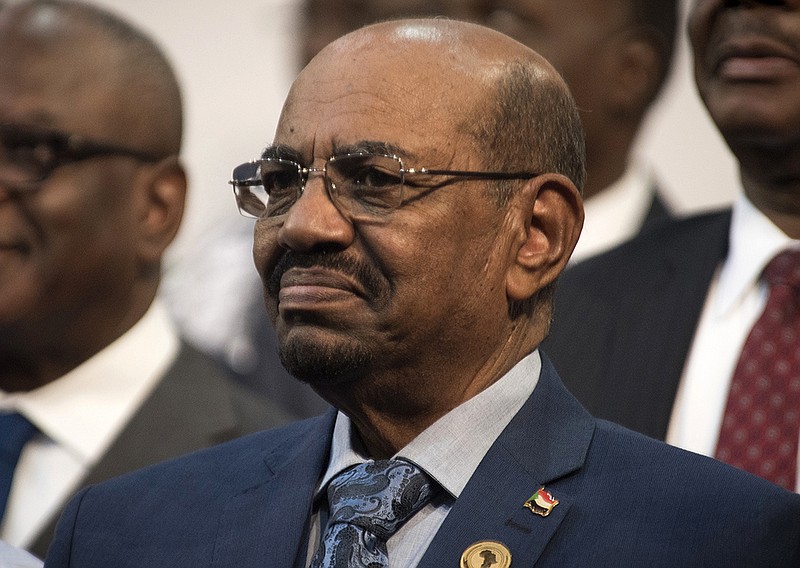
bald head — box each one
[0,0,182,156]
[285,18,585,193]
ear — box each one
[132,156,187,265]
[607,32,663,119]
[505,173,583,302]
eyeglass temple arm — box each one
[408,168,540,181]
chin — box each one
[706,88,800,143]
[278,333,374,387]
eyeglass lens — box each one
[0,125,57,186]
[232,153,406,219]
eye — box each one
[351,164,401,188]
[261,168,298,194]
[329,154,404,214]
[333,154,403,188]
[352,162,402,188]
[259,160,302,216]
[0,131,57,171]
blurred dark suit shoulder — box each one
[541,209,732,440]
[30,340,291,559]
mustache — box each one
[267,250,389,300]
[707,12,800,66]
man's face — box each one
[689,0,800,147]
[253,45,513,391]
[0,31,142,350]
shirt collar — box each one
[572,159,658,263]
[0,300,180,464]
[317,350,541,500]
[713,193,800,318]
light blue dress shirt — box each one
[306,350,541,567]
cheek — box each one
[252,221,282,314]
[25,184,135,309]
[381,210,505,312]
[688,2,714,79]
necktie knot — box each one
[327,459,434,540]
[311,458,436,567]
[763,249,800,289]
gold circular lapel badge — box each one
[461,540,512,568]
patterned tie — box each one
[715,249,800,491]
[310,458,437,568]
[0,412,38,520]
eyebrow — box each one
[332,140,412,159]
[261,144,303,162]
[260,140,418,164]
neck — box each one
[0,288,157,393]
[321,320,542,458]
[582,129,635,200]
[738,143,800,238]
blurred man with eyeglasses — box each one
[47,18,800,568]
[0,0,289,559]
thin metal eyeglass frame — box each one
[228,152,541,218]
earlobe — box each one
[134,156,187,264]
[505,173,583,302]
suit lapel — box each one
[29,343,252,559]
[86,343,254,485]
[419,357,594,567]
[603,211,731,438]
[211,410,336,568]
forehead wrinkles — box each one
[277,69,474,161]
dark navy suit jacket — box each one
[44,352,800,567]
[543,210,732,440]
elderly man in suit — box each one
[0,0,289,558]
[543,0,800,493]
[46,17,800,568]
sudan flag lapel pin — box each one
[523,487,558,517]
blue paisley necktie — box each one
[310,458,437,568]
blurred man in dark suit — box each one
[0,0,288,558]
[544,0,800,492]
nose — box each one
[276,173,355,253]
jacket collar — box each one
[419,354,595,567]
[211,410,337,568]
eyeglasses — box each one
[0,123,163,190]
[229,152,540,220]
